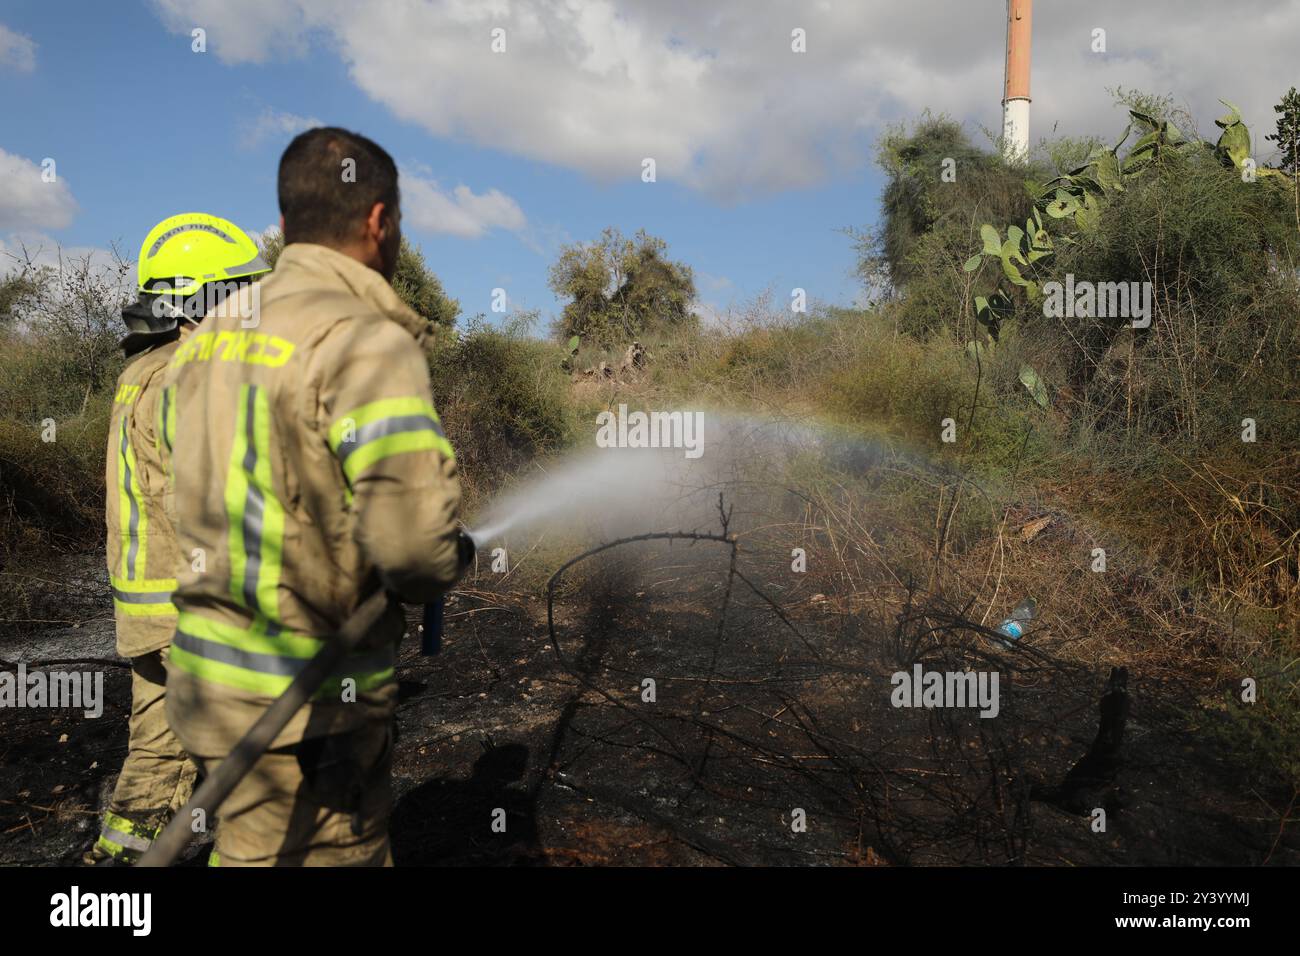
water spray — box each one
[422,412,909,657]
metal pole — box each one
[1002,0,1033,163]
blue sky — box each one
[0,1,883,325]
[1,1,1294,329]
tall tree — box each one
[548,227,696,348]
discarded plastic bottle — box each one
[996,597,1036,647]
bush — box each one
[0,400,109,557]
[0,247,130,561]
[427,317,579,510]
[818,309,1047,469]
[868,113,1048,294]
[1058,156,1300,446]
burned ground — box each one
[2,508,1295,866]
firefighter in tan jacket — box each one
[90,214,270,864]
[162,127,470,866]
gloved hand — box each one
[456,528,476,570]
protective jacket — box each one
[162,242,463,755]
[105,338,183,657]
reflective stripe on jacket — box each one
[105,341,181,657]
[162,243,463,755]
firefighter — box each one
[88,213,271,864]
[162,127,472,866]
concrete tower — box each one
[1002,0,1032,163]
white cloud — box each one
[0,148,79,232]
[401,170,526,238]
[147,0,1300,197]
[149,0,315,64]
[0,23,37,72]
[239,108,322,149]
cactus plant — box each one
[1214,100,1252,170]
[1018,364,1050,408]
[962,97,1294,410]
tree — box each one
[0,245,132,409]
[258,231,460,329]
[868,114,1044,292]
[548,227,696,348]
[1266,86,1300,174]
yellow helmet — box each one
[123,213,271,355]
[136,212,269,296]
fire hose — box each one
[138,530,475,867]
[136,588,391,867]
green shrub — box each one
[818,310,1046,470]
[1207,665,1300,788]
[427,317,579,510]
[868,113,1048,292]
[0,248,128,560]
[549,227,698,349]
[0,401,109,558]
